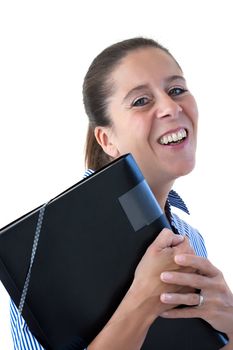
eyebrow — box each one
[122,75,186,103]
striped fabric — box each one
[10,301,44,350]
[9,170,223,349]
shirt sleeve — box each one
[10,300,89,350]
[10,300,45,350]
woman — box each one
[11,37,233,349]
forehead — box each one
[110,48,182,92]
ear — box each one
[94,126,120,158]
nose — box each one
[155,93,182,119]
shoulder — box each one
[171,212,208,258]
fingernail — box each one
[175,255,185,263]
[161,272,173,281]
[161,293,172,301]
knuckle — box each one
[162,228,173,234]
[191,293,200,305]
[146,242,159,256]
[216,269,224,278]
[161,228,174,238]
[147,245,155,255]
[216,280,227,294]
[208,295,224,311]
[217,280,224,291]
[197,275,206,288]
[214,295,223,306]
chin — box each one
[173,161,196,178]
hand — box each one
[88,230,197,350]
[159,254,233,343]
[129,229,196,317]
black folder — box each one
[0,154,225,349]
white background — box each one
[0,1,233,348]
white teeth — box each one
[159,128,187,145]
[178,131,183,140]
[182,129,187,138]
[161,136,168,144]
[168,135,173,143]
[172,133,178,141]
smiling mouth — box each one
[159,128,188,145]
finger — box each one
[160,292,201,306]
[171,234,186,247]
[153,229,184,250]
[174,254,220,277]
[160,271,209,289]
[160,306,202,319]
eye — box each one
[168,87,187,96]
[132,96,150,107]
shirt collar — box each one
[165,189,190,233]
[167,189,190,215]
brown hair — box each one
[83,37,179,170]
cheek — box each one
[115,125,150,157]
[116,115,149,142]
[187,97,199,125]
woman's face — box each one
[96,48,198,188]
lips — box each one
[158,128,188,145]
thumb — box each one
[153,228,184,251]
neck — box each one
[149,180,174,213]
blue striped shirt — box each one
[9,172,225,349]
